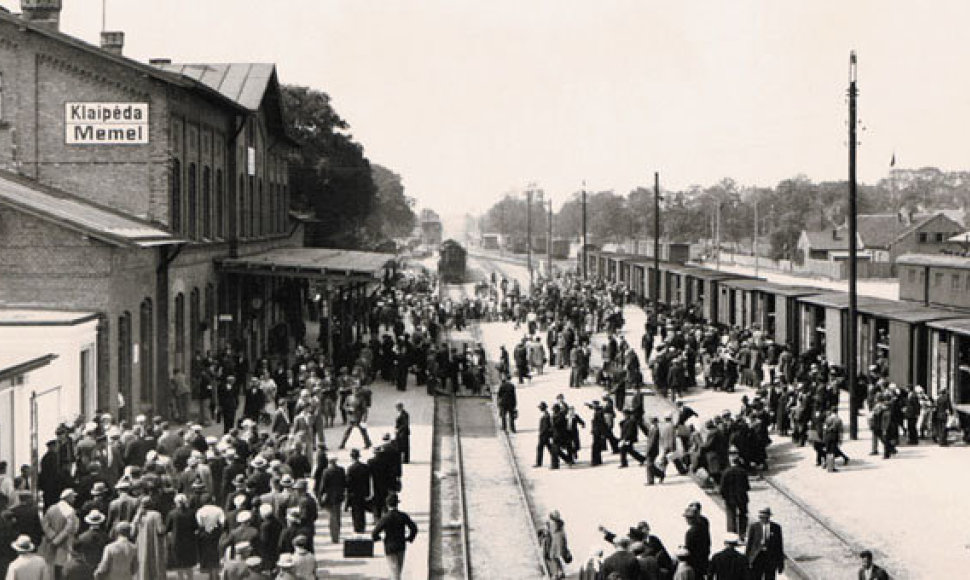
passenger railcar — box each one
[438,239,468,283]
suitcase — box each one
[343,536,375,558]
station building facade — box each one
[0,1,304,422]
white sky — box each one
[23,1,970,213]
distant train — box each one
[438,239,468,283]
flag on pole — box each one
[890,152,896,167]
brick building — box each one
[0,1,305,420]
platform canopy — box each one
[217,247,396,284]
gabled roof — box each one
[153,63,275,111]
[0,171,180,248]
[894,212,963,243]
[0,11,248,115]
[854,214,904,249]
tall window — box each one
[238,174,245,238]
[139,299,154,405]
[118,312,133,413]
[215,169,224,239]
[190,288,201,364]
[202,166,212,239]
[258,179,264,237]
[187,163,197,239]
[205,284,215,338]
[174,293,185,372]
[249,177,256,238]
[171,160,182,233]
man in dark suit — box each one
[394,403,411,463]
[709,533,750,580]
[319,458,346,544]
[38,440,62,512]
[618,409,646,468]
[497,376,518,432]
[600,536,640,579]
[371,494,418,580]
[345,449,372,533]
[745,507,784,580]
[534,402,558,469]
[684,503,711,578]
[857,550,889,580]
[719,453,750,540]
[218,375,240,433]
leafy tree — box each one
[283,85,377,248]
[366,164,417,240]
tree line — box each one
[479,168,970,260]
[282,85,417,249]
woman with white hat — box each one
[5,535,47,580]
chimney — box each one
[20,0,62,32]
[832,228,839,240]
[100,31,124,56]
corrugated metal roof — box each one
[927,317,970,334]
[798,291,884,309]
[220,248,395,277]
[154,63,275,111]
[0,172,178,247]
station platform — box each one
[311,381,435,579]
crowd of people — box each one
[0,269,464,580]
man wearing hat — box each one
[39,488,79,576]
[319,457,347,543]
[497,375,518,433]
[719,451,750,541]
[222,540,253,580]
[274,553,299,580]
[289,535,316,578]
[278,508,313,559]
[745,507,784,580]
[371,494,418,580]
[345,449,372,533]
[709,533,749,579]
[93,521,138,578]
[38,439,63,512]
[600,536,639,579]
[220,512,259,561]
[683,503,711,578]
[534,401,560,469]
[106,478,137,532]
[6,535,48,580]
[75,509,109,571]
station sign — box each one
[65,102,149,145]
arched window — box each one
[139,299,154,405]
[171,159,182,233]
[215,169,224,239]
[174,293,185,372]
[202,166,212,239]
[187,163,197,239]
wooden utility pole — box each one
[527,186,533,288]
[848,51,860,440]
[582,181,588,279]
[654,172,661,304]
[754,199,760,278]
[547,199,553,277]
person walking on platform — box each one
[319,458,346,544]
[338,387,372,450]
[345,449,371,533]
[534,402,559,469]
[371,494,418,580]
[709,533,749,580]
[394,402,411,464]
[618,409,646,469]
[719,453,750,540]
[745,507,784,580]
[497,376,518,433]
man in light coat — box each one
[39,489,79,577]
[93,523,138,580]
[5,535,50,580]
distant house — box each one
[851,212,963,262]
[796,229,866,262]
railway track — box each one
[428,279,548,579]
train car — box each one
[551,238,571,260]
[481,233,501,250]
[438,239,468,283]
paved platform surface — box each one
[311,381,435,579]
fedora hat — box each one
[90,482,108,496]
[85,510,106,526]
[11,535,34,553]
